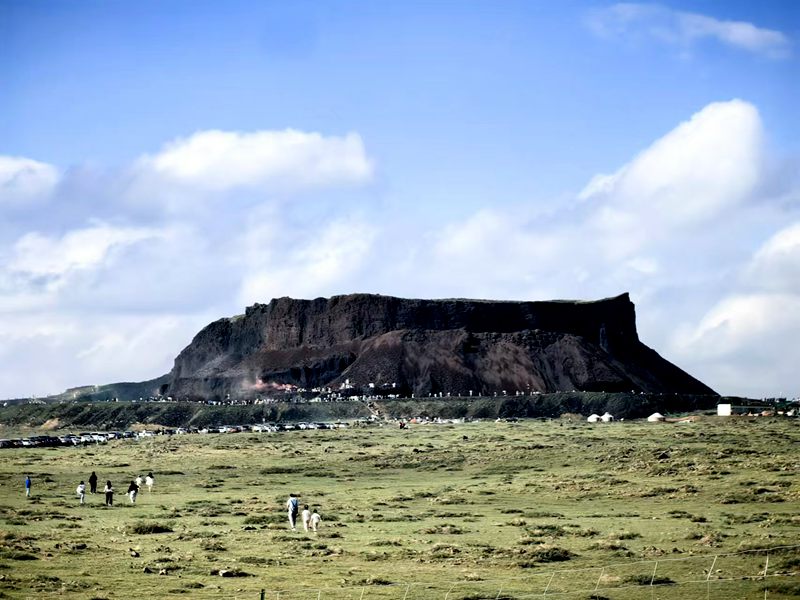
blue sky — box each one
[1,1,798,398]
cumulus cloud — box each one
[587,3,791,59]
[580,99,762,258]
[742,221,800,293]
[135,129,373,192]
[398,99,799,396]
[0,313,209,398]
[0,128,379,397]
[429,99,766,291]
[671,290,800,398]
[1,111,798,399]
[9,223,163,279]
[0,155,60,205]
[238,215,377,305]
[669,221,800,396]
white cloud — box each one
[0,127,379,398]
[9,223,163,279]
[403,99,800,397]
[742,221,800,293]
[678,12,790,58]
[136,129,373,192]
[0,313,208,398]
[666,220,800,396]
[2,109,798,399]
[238,216,377,305]
[670,292,800,397]
[0,155,60,205]
[581,99,762,257]
[587,3,791,59]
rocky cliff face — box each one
[162,293,716,400]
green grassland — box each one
[0,417,798,599]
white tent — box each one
[600,412,614,422]
[647,412,665,422]
[587,414,600,423]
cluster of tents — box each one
[586,412,665,423]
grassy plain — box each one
[0,417,798,600]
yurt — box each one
[600,412,614,422]
[647,412,665,422]
[587,414,600,423]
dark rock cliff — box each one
[161,293,716,400]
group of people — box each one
[27,473,325,534]
[286,493,322,532]
[70,471,154,506]
[74,472,115,505]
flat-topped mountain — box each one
[161,293,716,400]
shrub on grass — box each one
[527,524,566,537]
[761,583,800,596]
[368,539,403,547]
[352,577,393,586]
[622,575,675,586]
[612,531,641,540]
[531,545,573,562]
[260,466,294,475]
[588,541,628,552]
[239,556,277,565]
[0,549,38,560]
[200,540,226,552]
[210,568,252,577]
[130,521,173,534]
[421,524,465,534]
[777,556,800,571]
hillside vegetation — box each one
[0,392,719,429]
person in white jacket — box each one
[310,509,321,533]
[145,473,155,493]
[76,481,86,505]
[301,505,311,532]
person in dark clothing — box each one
[127,480,139,504]
[88,471,98,494]
[103,480,114,506]
[25,475,31,498]
[287,493,299,530]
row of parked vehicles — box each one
[0,431,136,448]
[0,422,352,449]
[207,422,349,433]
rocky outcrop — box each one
[160,293,716,400]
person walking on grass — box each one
[310,508,321,533]
[127,479,139,504]
[145,472,154,493]
[135,474,143,489]
[287,493,299,530]
[76,481,86,505]
[301,504,311,532]
[89,471,98,494]
[25,475,31,498]
[103,480,114,506]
